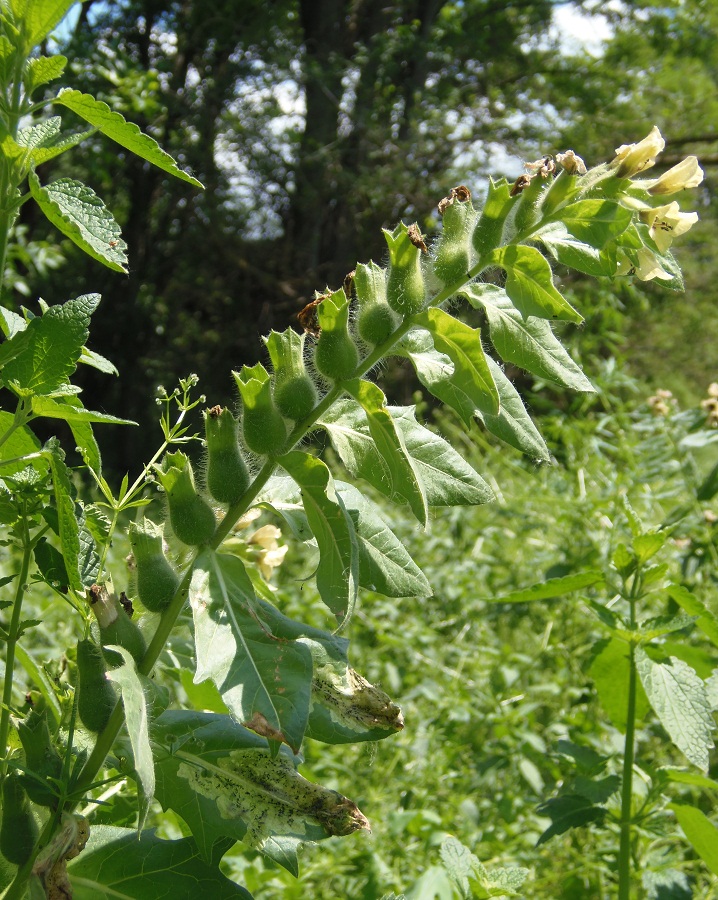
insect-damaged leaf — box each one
[151,711,369,875]
[189,549,312,752]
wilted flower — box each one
[611,126,665,178]
[645,156,704,195]
[616,248,672,281]
[555,150,587,175]
[647,389,674,417]
[701,383,718,427]
[639,201,698,252]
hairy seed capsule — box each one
[234,364,288,456]
[154,451,216,546]
[434,185,476,286]
[129,519,180,613]
[314,288,359,381]
[263,330,318,421]
[204,406,250,504]
[472,177,518,258]
[76,639,118,733]
[87,584,147,668]
[384,222,427,317]
[0,773,39,866]
[354,262,398,346]
[17,701,62,809]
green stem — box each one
[618,595,638,899]
[67,263,482,807]
[0,515,32,778]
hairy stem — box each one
[0,516,32,777]
[618,596,638,899]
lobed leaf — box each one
[410,307,499,415]
[54,89,203,187]
[636,648,714,771]
[463,284,594,392]
[189,549,313,751]
[345,379,429,526]
[67,825,252,899]
[487,244,582,323]
[279,450,359,622]
[29,172,128,272]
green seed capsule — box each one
[0,773,39,866]
[354,262,398,346]
[154,451,217,546]
[17,702,62,809]
[234,364,288,456]
[129,519,180,613]
[384,222,427,318]
[204,406,250,504]
[512,170,551,237]
[263,330,317,421]
[433,185,477,287]
[88,585,147,668]
[472,177,517,259]
[76,638,118,733]
[314,288,359,381]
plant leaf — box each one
[487,244,582,322]
[345,379,429,526]
[546,199,632,247]
[0,293,98,396]
[67,825,252,898]
[636,648,715,771]
[665,583,718,648]
[24,0,77,46]
[46,439,82,592]
[54,89,203,187]
[189,549,313,752]
[30,395,135,427]
[151,711,368,875]
[0,410,43,474]
[24,54,67,93]
[105,647,155,829]
[485,570,604,603]
[668,804,718,876]
[320,400,492,507]
[535,222,618,276]
[278,450,359,622]
[536,795,607,844]
[29,171,128,272]
[589,637,650,732]
[410,307,499,415]
[463,284,594,391]
[478,359,550,460]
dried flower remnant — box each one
[639,202,698,253]
[611,125,665,178]
[525,155,556,178]
[510,174,532,197]
[556,149,587,175]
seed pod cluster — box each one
[154,451,216,546]
[129,519,180,613]
[76,638,117,733]
[203,405,250,504]
[234,363,287,456]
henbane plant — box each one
[0,3,705,898]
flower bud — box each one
[433,185,476,286]
[203,406,250,504]
[314,288,360,381]
[154,451,217,545]
[234,364,288,455]
[355,261,398,346]
[129,518,180,613]
[384,222,427,317]
[610,126,665,178]
[263,329,318,421]
[472,177,517,258]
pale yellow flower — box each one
[639,201,698,252]
[646,156,704,195]
[611,126,665,178]
[616,248,672,281]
